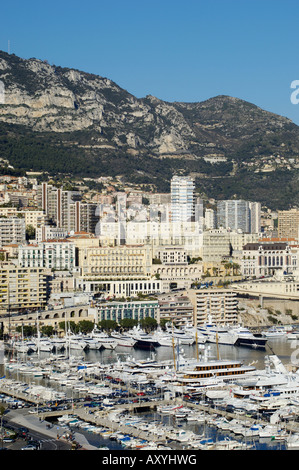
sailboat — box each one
[32,314,54,353]
[13,326,37,354]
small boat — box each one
[261,327,286,338]
[157,404,185,415]
[259,424,287,440]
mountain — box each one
[0,49,298,209]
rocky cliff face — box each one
[0,51,196,155]
[1,50,298,160]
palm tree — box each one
[224,263,232,276]
[232,263,240,276]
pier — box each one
[37,399,299,439]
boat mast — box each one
[172,321,176,372]
[36,311,40,358]
[216,331,220,360]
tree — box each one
[160,319,169,329]
[16,325,36,337]
[26,224,36,240]
[212,267,219,277]
[97,320,118,332]
[119,318,138,330]
[77,320,95,334]
[139,317,157,332]
[223,262,232,276]
[59,321,78,333]
[40,325,54,337]
[232,263,240,275]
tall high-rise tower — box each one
[171,176,195,223]
[216,200,261,233]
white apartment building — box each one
[151,247,203,290]
[204,208,217,229]
[151,263,203,291]
[201,229,231,262]
[75,278,163,298]
[171,175,195,223]
[217,200,261,233]
[20,210,47,230]
[18,240,75,271]
[99,217,203,256]
[188,288,238,325]
[154,246,188,265]
[35,225,68,243]
[158,293,194,326]
[0,208,46,231]
[0,217,26,247]
[229,232,260,253]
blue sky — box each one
[1,0,299,123]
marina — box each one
[1,1,299,454]
[2,328,299,450]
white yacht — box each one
[83,336,103,350]
[151,328,177,347]
[228,325,267,349]
[287,329,299,340]
[183,325,207,344]
[127,326,160,350]
[110,331,136,348]
[90,329,117,349]
[34,337,55,352]
[13,340,37,354]
[261,326,287,338]
[197,324,237,346]
[161,356,257,395]
[286,433,299,450]
[66,333,89,351]
[165,325,195,345]
[51,337,66,351]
